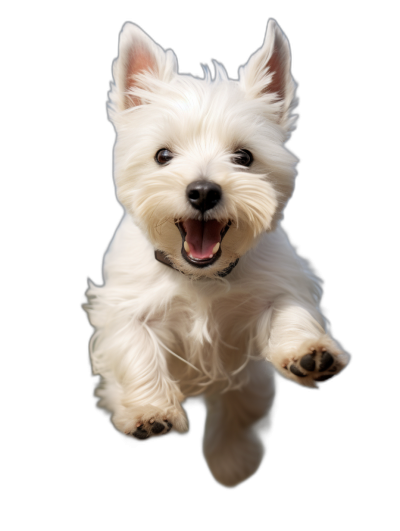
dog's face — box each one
[109,20,298,278]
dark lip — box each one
[175,220,231,269]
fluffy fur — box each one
[84,19,350,487]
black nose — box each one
[186,180,222,213]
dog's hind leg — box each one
[203,359,275,487]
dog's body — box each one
[85,20,350,486]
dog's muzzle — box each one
[177,179,229,268]
[156,179,239,276]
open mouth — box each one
[176,219,231,268]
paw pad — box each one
[287,348,340,383]
[131,418,173,440]
[299,354,316,372]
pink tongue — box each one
[183,219,225,259]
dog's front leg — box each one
[258,296,350,386]
[91,318,188,439]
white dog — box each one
[85,19,350,486]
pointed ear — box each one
[239,19,297,130]
[111,23,178,110]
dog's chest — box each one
[157,287,270,390]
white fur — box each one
[85,19,350,486]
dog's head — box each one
[108,20,298,278]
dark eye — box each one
[155,148,173,165]
[233,149,253,167]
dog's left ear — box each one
[239,19,297,132]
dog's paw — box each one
[112,405,188,438]
[129,417,173,440]
[281,338,350,387]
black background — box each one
[50,2,380,529]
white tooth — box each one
[184,241,190,253]
[209,254,213,258]
[212,242,220,255]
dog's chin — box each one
[176,219,231,269]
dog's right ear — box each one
[111,23,178,111]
